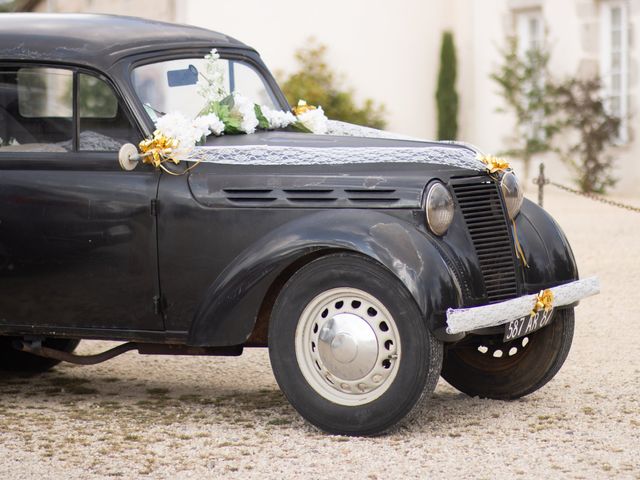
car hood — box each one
[188,131,487,209]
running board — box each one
[13,340,243,365]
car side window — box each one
[0,67,73,152]
[77,73,138,151]
[0,67,138,153]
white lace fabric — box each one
[445,277,600,334]
[189,144,484,169]
[187,120,485,170]
[325,120,424,141]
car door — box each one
[0,65,162,332]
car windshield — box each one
[131,57,280,123]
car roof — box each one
[0,13,253,70]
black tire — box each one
[0,337,80,374]
[268,253,443,436]
[441,308,575,399]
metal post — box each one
[532,163,549,207]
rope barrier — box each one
[549,181,640,213]
[532,163,640,213]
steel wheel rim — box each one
[455,332,541,373]
[295,287,401,406]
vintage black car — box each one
[0,14,598,436]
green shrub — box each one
[435,31,458,140]
[279,41,386,129]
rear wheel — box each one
[268,253,443,436]
[441,308,574,399]
[0,337,80,374]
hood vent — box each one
[283,188,338,204]
[219,187,400,207]
[223,188,277,204]
[344,188,399,203]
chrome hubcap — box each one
[295,288,401,406]
[318,313,378,380]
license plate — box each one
[504,308,554,342]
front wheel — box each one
[441,308,575,399]
[268,253,443,436]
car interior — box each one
[0,68,138,152]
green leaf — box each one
[290,121,312,133]
[254,104,270,130]
[223,115,243,134]
[220,94,235,108]
[213,103,231,123]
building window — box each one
[515,10,545,141]
[600,1,629,143]
[516,10,543,56]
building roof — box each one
[0,13,252,69]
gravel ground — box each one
[1,187,639,479]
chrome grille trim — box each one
[451,177,519,302]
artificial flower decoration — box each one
[294,100,329,134]
[232,92,259,134]
[292,99,316,116]
[261,105,297,129]
[531,289,554,316]
[138,131,179,167]
[140,50,330,170]
[478,154,511,174]
[196,48,227,103]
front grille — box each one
[451,178,518,302]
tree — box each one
[435,31,458,140]
[0,0,31,12]
[554,77,620,193]
[491,37,560,181]
[279,40,386,129]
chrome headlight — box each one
[425,182,454,236]
[501,171,524,219]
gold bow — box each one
[531,289,554,316]
[478,154,511,174]
[139,131,180,167]
[292,99,317,116]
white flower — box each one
[154,110,226,161]
[155,112,203,159]
[297,106,328,134]
[197,48,227,103]
[261,105,297,129]
[196,112,225,136]
[232,93,259,134]
[191,117,212,141]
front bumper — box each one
[445,277,600,334]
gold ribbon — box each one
[292,99,317,116]
[138,132,202,176]
[531,289,554,316]
[139,131,180,168]
[478,154,511,174]
[511,219,529,268]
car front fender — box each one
[516,198,579,292]
[187,209,462,346]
